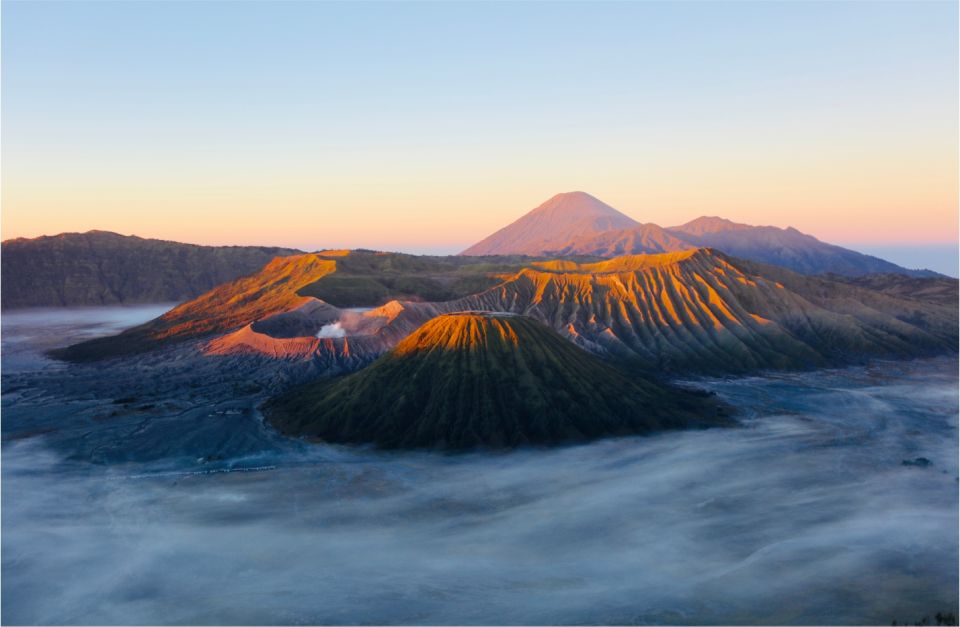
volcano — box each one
[461,192,941,277]
[262,313,727,449]
[461,191,639,256]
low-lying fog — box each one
[1,304,174,373]
[2,307,957,625]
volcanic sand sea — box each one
[1,307,957,625]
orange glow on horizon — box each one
[3,176,957,250]
[3,128,957,249]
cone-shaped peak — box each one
[461,192,639,256]
[263,312,727,449]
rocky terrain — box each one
[263,313,728,448]
[50,254,339,361]
[49,251,544,362]
[462,192,940,277]
[453,250,958,372]
[54,249,958,377]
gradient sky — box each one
[2,1,957,270]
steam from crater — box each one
[316,322,346,338]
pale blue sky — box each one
[3,0,957,273]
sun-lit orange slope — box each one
[154,254,335,338]
[533,249,702,273]
[392,312,521,356]
[52,253,336,361]
[203,248,956,374]
[55,247,957,373]
[447,248,958,372]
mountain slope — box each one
[460,193,937,277]
[54,249,957,375]
[263,313,728,449]
[461,191,639,256]
[551,223,695,257]
[666,218,936,277]
[667,216,752,237]
[447,249,957,372]
[1,231,301,309]
[822,273,958,306]
[51,253,337,361]
[51,250,540,362]
[201,249,957,375]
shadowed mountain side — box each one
[1,230,301,309]
[733,259,958,340]
[51,254,337,361]
[823,273,959,307]
[262,313,729,449]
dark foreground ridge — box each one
[262,312,730,449]
[1,230,302,309]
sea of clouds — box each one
[2,309,957,625]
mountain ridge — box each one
[49,253,337,361]
[668,216,753,236]
[462,193,942,277]
[447,248,956,372]
[54,248,957,376]
[1,230,302,309]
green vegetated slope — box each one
[263,313,728,449]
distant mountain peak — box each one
[546,190,593,200]
[461,191,639,256]
[462,197,933,277]
[537,190,608,206]
[529,191,631,217]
